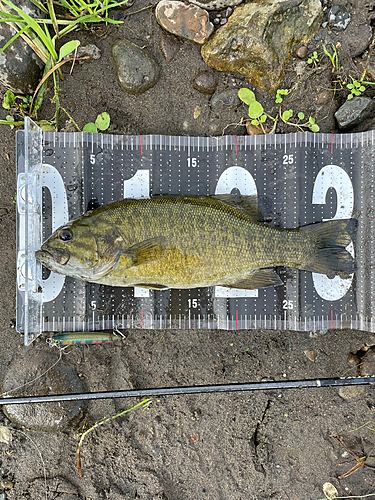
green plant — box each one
[0,0,126,129]
[322,43,339,72]
[275,88,289,104]
[238,88,320,133]
[238,88,269,132]
[347,78,366,100]
[280,108,319,132]
[83,112,111,133]
[307,50,319,66]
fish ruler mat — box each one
[16,118,375,345]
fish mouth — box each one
[35,246,70,267]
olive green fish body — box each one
[36,195,357,290]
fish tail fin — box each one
[301,219,357,278]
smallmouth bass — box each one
[35,194,357,290]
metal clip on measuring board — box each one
[16,118,375,345]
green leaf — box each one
[297,112,305,120]
[260,114,267,123]
[275,96,282,103]
[282,109,293,121]
[83,122,98,132]
[6,115,15,129]
[238,88,255,106]
[0,426,12,444]
[347,94,353,100]
[248,100,263,119]
[95,112,110,131]
[251,119,259,126]
[2,90,15,109]
[309,123,320,132]
[347,84,353,89]
[58,40,80,62]
[307,58,312,64]
[359,86,365,92]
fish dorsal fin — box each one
[220,268,282,290]
[211,194,261,221]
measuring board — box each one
[16,118,375,345]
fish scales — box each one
[36,195,357,290]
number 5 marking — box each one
[312,165,354,301]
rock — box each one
[112,39,160,95]
[360,348,375,376]
[246,121,264,135]
[75,44,101,63]
[155,0,214,44]
[1,350,85,432]
[303,349,316,362]
[211,88,241,109]
[296,46,308,58]
[316,89,333,105]
[201,0,323,92]
[338,385,365,400]
[193,70,218,94]
[328,5,351,31]
[334,96,375,131]
[0,0,44,94]
[345,23,372,58]
[159,31,181,62]
[189,0,242,10]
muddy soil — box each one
[1,0,375,498]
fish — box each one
[35,194,357,290]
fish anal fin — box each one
[211,194,261,221]
[221,268,282,290]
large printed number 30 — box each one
[312,165,354,301]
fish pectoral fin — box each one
[211,194,262,221]
[134,283,170,290]
[124,237,167,267]
[221,269,282,290]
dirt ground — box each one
[1,0,375,498]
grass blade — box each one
[1,0,57,59]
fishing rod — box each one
[1,376,375,405]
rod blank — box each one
[1,376,375,405]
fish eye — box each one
[59,229,73,242]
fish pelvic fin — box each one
[301,218,357,278]
[220,268,283,290]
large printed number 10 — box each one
[124,164,354,302]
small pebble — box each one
[360,348,375,376]
[316,90,333,105]
[296,46,308,58]
[211,88,241,109]
[329,5,351,31]
[246,121,264,135]
[225,6,233,16]
[303,349,316,362]
[213,17,220,25]
[321,21,328,28]
[1,480,14,490]
[220,18,227,24]
[159,31,181,62]
[193,70,218,95]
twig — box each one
[76,398,152,477]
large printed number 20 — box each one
[124,164,354,301]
